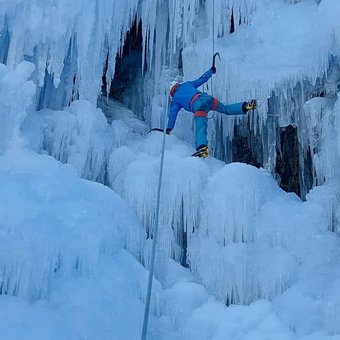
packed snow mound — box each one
[0,149,316,340]
[0,149,151,339]
[0,252,148,340]
[107,130,340,338]
[0,149,145,299]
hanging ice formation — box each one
[2,0,339,197]
[1,0,340,339]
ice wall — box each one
[6,62,340,338]
[2,0,340,337]
[0,0,140,107]
[0,150,145,298]
[12,0,340,290]
[0,0,255,106]
[161,0,340,197]
[0,146,162,339]
[24,100,126,183]
[0,63,157,340]
[0,63,146,302]
[3,0,337,196]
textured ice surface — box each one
[0,149,153,339]
[1,0,340,178]
[1,0,340,339]
[0,149,146,297]
[105,127,340,338]
[18,72,340,338]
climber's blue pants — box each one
[191,93,246,149]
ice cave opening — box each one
[101,18,145,121]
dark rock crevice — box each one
[275,125,301,197]
[102,18,145,119]
[232,120,263,168]
[228,60,340,199]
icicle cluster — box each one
[0,0,140,106]
[0,0,256,110]
[0,64,146,306]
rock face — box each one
[275,125,301,197]
[231,120,302,197]
[232,122,263,170]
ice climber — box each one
[167,65,257,158]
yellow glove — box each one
[245,99,258,111]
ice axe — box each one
[206,52,221,120]
[147,128,164,134]
[147,128,171,134]
[212,52,221,69]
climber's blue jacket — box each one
[167,69,213,129]
[167,69,246,130]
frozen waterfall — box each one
[1,0,340,339]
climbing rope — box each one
[212,0,215,56]
[141,89,170,340]
[208,0,216,120]
[141,2,217,336]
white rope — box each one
[141,90,170,340]
[141,1,216,336]
[208,0,216,120]
[210,0,215,96]
[212,0,215,57]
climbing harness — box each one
[141,90,170,340]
